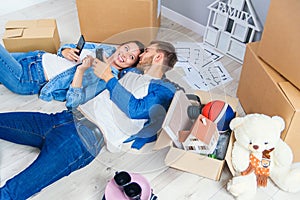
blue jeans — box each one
[0,44,47,94]
[0,110,104,200]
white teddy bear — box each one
[227,113,300,200]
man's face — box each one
[136,44,157,72]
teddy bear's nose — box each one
[253,145,259,150]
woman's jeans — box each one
[0,110,104,200]
[0,44,47,94]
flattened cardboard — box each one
[258,0,300,90]
[76,0,160,45]
[154,91,238,180]
[238,42,300,162]
[3,19,60,53]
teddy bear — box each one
[226,113,300,200]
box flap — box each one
[194,90,239,112]
[22,28,55,38]
[278,82,300,111]
[3,29,24,38]
[224,132,236,176]
[5,20,37,29]
[153,129,173,150]
[165,147,224,180]
[5,19,56,29]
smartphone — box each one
[96,48,103,61]
[75,35,85,56]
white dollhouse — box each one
[204,0,262,63]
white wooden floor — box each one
[0,0,300,199]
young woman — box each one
[0,41,178,200]
[0,40,144,108]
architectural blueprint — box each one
[174,42,232,91]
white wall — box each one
[162,0,270,40]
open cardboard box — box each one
[3,19,60,53]
[154,90,238,180]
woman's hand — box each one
[77,55,94,72]
[71,55,94,88]
[92,57,114,82]
[62,48,80,62]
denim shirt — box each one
[39,43,119,108]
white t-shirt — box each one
[79,73,156,152]
[42,49,94,80]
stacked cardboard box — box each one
[238,0,300,162]
[237,42,300,162]
[3,19,60,53]
[257,0,300,90]
[237,0,300,162]
[76,0,161,45]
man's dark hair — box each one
[150,40,178,68]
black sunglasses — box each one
[114,171,142,200]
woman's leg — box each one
[0,111,95,200]
[0,111,58,147]
[0,44,47,95]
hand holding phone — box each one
[96,48,104,61]
[92,57,112,82]
[76,35,85,56]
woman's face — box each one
[111,42,141,70]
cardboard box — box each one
[155,90,238,181]
[257,0,300,89]
[238,42,300,162]
[76,0,161,45]
[3,19,60,53]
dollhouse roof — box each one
[208,0,262,31]
[189,116,218,145]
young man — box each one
[0,41,178,200]
[83,40,178,151]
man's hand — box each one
[92,57,114,82]
[62,48,80,62]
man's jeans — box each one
[0,44,46,94]
[0,110,104,200]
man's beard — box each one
[137,56,154,73]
